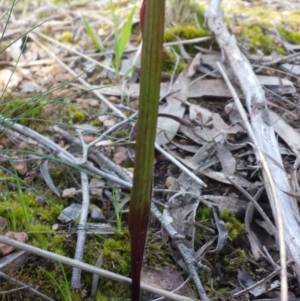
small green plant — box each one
[11,164,31,229]
[112,188,122,232]
[111,3,135,74]
[7,204,17,231]
[82,16,106,54]
[42,263,72,301]
[83,2,136,79]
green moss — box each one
[219,210,245,240]
[70,291,81,301]
[103,238,122,250]
[278,27,300,45]
[0,180,65,232]
[61,103,88,125]
[197,207,213,221]
[102,231,131,275]
[28,224,51,232]
[162,49,176,73]
[222,249,250,274]
[161,49,187,74]
[0,41,9,54]
[217,288,229,296]
[60,31,75,44]
[87,230,131,300]
[98,281,131,301]
[165,25,210,42]
[275,47,286,55]
[90,118,102,126]
[95,291,109,301]
[146,232,174,268]
[112,129,129,140]
[113,228,129,240]
[0,98,45,126]
[72,110,86,123]
[52,234,66,249]
[164,24,213,54]
[31,233,50,248]
[238,24,272,54]
[285,11,300,29]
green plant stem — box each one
[128,0,165,300]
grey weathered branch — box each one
[71,170,90,289]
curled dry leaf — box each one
[209,207,228,253]
[40,160,61,197]
[190,105,244,143]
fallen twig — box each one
[0,236,198,301]
[151,202,210,301]
[71,170,90,289]
[0,272,55,301]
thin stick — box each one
[71,171,90,288]
[0,272,55,301]
[0,236,197,301]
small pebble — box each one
[89,204,105,222]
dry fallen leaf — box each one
[76,98,99,107]
[13,161,28,176]
[230,25,243,34]
[113,147,129,165]
[62,187,77,198]
[0,232,28,256]
[141,266,195,300]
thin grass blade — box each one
[115,6,136,68]
[82,15,105,54]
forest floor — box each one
[0,0,300,300]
